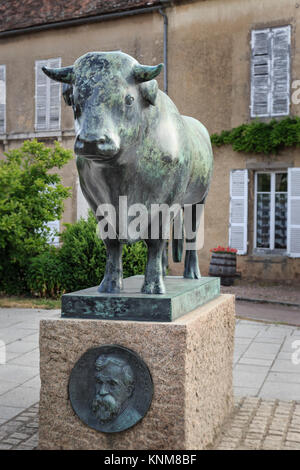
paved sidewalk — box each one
[234,319,300,400]
[0,308,299,450]
[0,308,58,423]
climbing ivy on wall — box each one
[210,117,300,155]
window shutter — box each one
[46,220,60,247]
[271,26,291,116]
[35,60,48,130]
[77,178,90,221]
[48,58,61,130]
[287,168,300,257]
[35,58,61,131]
[251,29,271,117]
[0,65,6,133]
[229,170,248,254]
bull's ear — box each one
[140,80,158,105]
[42,65,74,84]
[62,84,73,106]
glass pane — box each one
[256,194,270,248]
[274,194,287,249]
[275,173,287,192]
[257,173,271,192]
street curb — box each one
[236,296,300,309]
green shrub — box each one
[210,116,300,154]
[58,212,107,293]
[26,211,148,297]
[0,139,73,294]
[26,248,64,298]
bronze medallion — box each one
[69,344,153,433]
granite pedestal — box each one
[39,283,235,450]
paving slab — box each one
[0,386,39,409]
[259,382,300,401]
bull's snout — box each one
[75,132,120,159]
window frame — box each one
[253,170,288,254]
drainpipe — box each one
[158,8,168,95]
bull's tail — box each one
[172,209,184,262]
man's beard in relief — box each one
[91,394,121,423]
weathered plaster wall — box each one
[1,0,300,280]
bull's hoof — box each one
[98,278,123,294]
[184,270,201,279]
[141,279,166,295]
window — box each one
[46,220,60,247]
[77,178,90,221]
[229,168,300,257]
[35,58,61,131]
[254,172,288,251]
[0,65,6,133]
[251,26,291,117]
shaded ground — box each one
[236,301,300,327]
[221,280,300,305]
[0,296,60,310]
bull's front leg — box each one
[98,239,123,293]
[142,239,166,294]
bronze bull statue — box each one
[43,51,213,294]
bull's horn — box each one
[133,63,163,82]
[42,66,74,84]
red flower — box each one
[210,246,237,254]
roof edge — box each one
[0,3,172,39]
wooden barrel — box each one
[209,252,237,286]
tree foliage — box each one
[0,139,73,293]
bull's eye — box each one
[125,94,134,106]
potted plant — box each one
[209,246,238,286]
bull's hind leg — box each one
[98,239,123,293]
[142,239,166,294]
[162,244,168,277]
[183,203,202,279]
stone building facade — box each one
[0,0,299,282]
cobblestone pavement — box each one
[0,398,299,450]
[213,396,300,450]
[0,403,38,450]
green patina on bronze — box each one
[61,275,220,322]
[42,51,214,297]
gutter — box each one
[0,3,171,39]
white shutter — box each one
[251,29,271,117]
[77,178,90,220]
[0,65,6,133]
[46,220,60,247]
[271,26,291,116]
[35,58,61,131]
[229,170,248,255]
[287,168,300,257]
[48,58,61,130]
[35,60,48,130]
